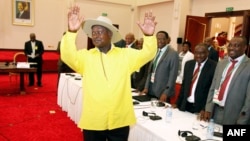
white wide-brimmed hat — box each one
[82,16,122,43]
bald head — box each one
[125,33,135,45]
[204,37,213,48]
[30,33,36,41]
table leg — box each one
[20,72,26,94]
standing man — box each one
[141,31,179,102]
[57,32,74,85]
[204,37,219,62]
[132,38,150,92]
[114,32,136,48]
[173,43,217,113]
[201,36,250,125]
[24,33,44,87]
[61,5,157,141]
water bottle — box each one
[206,119,214,139]
[165,105,172,123]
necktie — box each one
[152,50,161,72]
[218,60,238,101]
[189,63,201,96]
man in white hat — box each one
[61,5,157,141]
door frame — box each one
[205,10,250,57]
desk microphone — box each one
[142,111,155,116]
[142,111,162,120]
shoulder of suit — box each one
[206,59,218,66]
[186,59,195,65]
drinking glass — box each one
[150,98,158,112]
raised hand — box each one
[137,11,157,36]
[68,5,84,32]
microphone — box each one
[142,111,155,116]
[142,111,162,120]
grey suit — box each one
[145,45,179,101]
[205,55,250,124]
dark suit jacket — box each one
[208,46,219,62]
[16,11,30,19]
[114,39,126,47]
[176,59,217,113]
[132,61,150,91]
[145,45,179,99]
[24,40,44,64]
[114,39,136,49]
[57,41,74,73]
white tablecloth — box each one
[57,73,83,124]
[129,100,222,141]
[57,73,222,141]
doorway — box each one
[184,10,250,57]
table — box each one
[129,101,222,141]
[57,73,83,124]
[57,73,223,141]
[0,62,37,94]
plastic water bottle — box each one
[206,119,214,139]
[165,105,172,123]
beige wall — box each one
[1,0,249,50]
[0,0,67,50]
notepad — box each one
[16,62,30,68]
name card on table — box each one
[16,62,30,68]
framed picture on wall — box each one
[12,0,34,26]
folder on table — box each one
[132,95,153,102]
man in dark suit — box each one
[57,32,74,86]
[204,37,219,62]
[141,31,179,102]
[114,32,136,48]
[131,38,150,92]
[172,43,217,113]
[16,2,30,19]
[24,33,44,87]
[201,36,250,125]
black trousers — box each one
[83,126,129,141]
[28,58,42,85]
[186,101,196,113]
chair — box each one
[170,83,181,104]
[9,52,28,82]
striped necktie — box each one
[189,63,201,96]
[218,60,238,101]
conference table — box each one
[57,73,223,141]
[0,62,37,94]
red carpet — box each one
[0,73,83,141]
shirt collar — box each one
[196,58,208,67]
[159,44,169,53]
[228,54,246,63]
